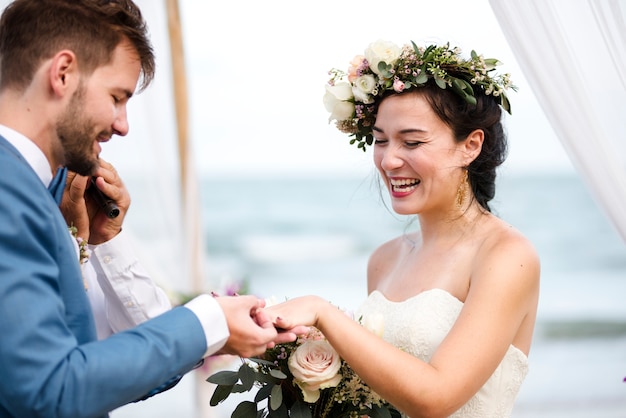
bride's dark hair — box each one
[409,83,508,212]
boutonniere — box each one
[68,224,91,291]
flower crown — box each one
[324,40,517,151]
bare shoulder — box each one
[475,217,540,290]
[368,235,404,270]
[367,233,416,289]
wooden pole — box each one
[164,1,212,417]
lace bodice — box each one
[357,289,528,418]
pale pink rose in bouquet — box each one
[207,313,399,417]
[288,339,343,403]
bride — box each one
[269,40,540,417]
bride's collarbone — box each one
[381,243,473,298]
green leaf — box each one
[257,371,281,385]
[238,363,256,391]
[268,403,289,418]
[414,72,428,85]
[209,384,234,406]
[232,401,258,418]
[249,357,276,367]
[378,61,393,79]
[434,76,447,89]
[206,370,239,385]
[450,78,477,106]
[465,94,477,105]
[367,405,392,418]
[254,382,273,402]
[500,94,512,114]
[230,383,252,394]
[269,384,283,410]
[411,40,420,54]
[269,369,287,379]
[290,401,313,418]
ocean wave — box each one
[238,233,357,264]
[537,319,626,340]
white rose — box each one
[352,86,372,104]
[354,74,377,94]
[352,74,377,104]
[362,313,385,338]
[364,39,401,76]
[323,82,355,122]
[288,340,342,403]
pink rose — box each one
[348,55,366,82]
[393,79,405,92]
[288,340,342,403]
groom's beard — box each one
[57,85,103,176]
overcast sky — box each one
[171,0,574,178]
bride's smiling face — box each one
[372,92,468,216]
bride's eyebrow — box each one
[373,125,428,135]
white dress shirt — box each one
[0,124,228,355]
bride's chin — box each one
[391,204,419,216]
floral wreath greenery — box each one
[323,40,517,151]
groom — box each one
[0,1,299,417]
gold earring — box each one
[456,169,469,209]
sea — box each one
[113,171,626,418]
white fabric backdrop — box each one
[489,0,626,243]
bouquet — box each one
[207,326,400,418]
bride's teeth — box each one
[391,179,419,192]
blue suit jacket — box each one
[0,136,208,418]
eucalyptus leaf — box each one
[366,405,392,418]
[414,73,428,85]
[249,357,276,367]
[209,384,234,406]
[290,401,313,418]
[269,384,283,410]
[269,369,287,379]
[254,382,273,402]
[238,363,256,391]
[206,370,239,385]
[411,40,420,54]
[500,94,512,114]
[464,95,477,106]
[268,403,289,418]
[434,76,447,89]
[231,383,251,394]
[231,401,258,418]
[257,371,280,385]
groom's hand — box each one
[215,295,279,358]
[253,308,308,348]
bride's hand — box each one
[264,295,327,331]
[253,308,309,348]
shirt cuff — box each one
[184,294,229,357]
[89,229,135,276]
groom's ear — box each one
[48,50,79,99]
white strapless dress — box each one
[357,289,529,418]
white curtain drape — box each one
[489,0,626,244]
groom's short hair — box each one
[0,0,155,92]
